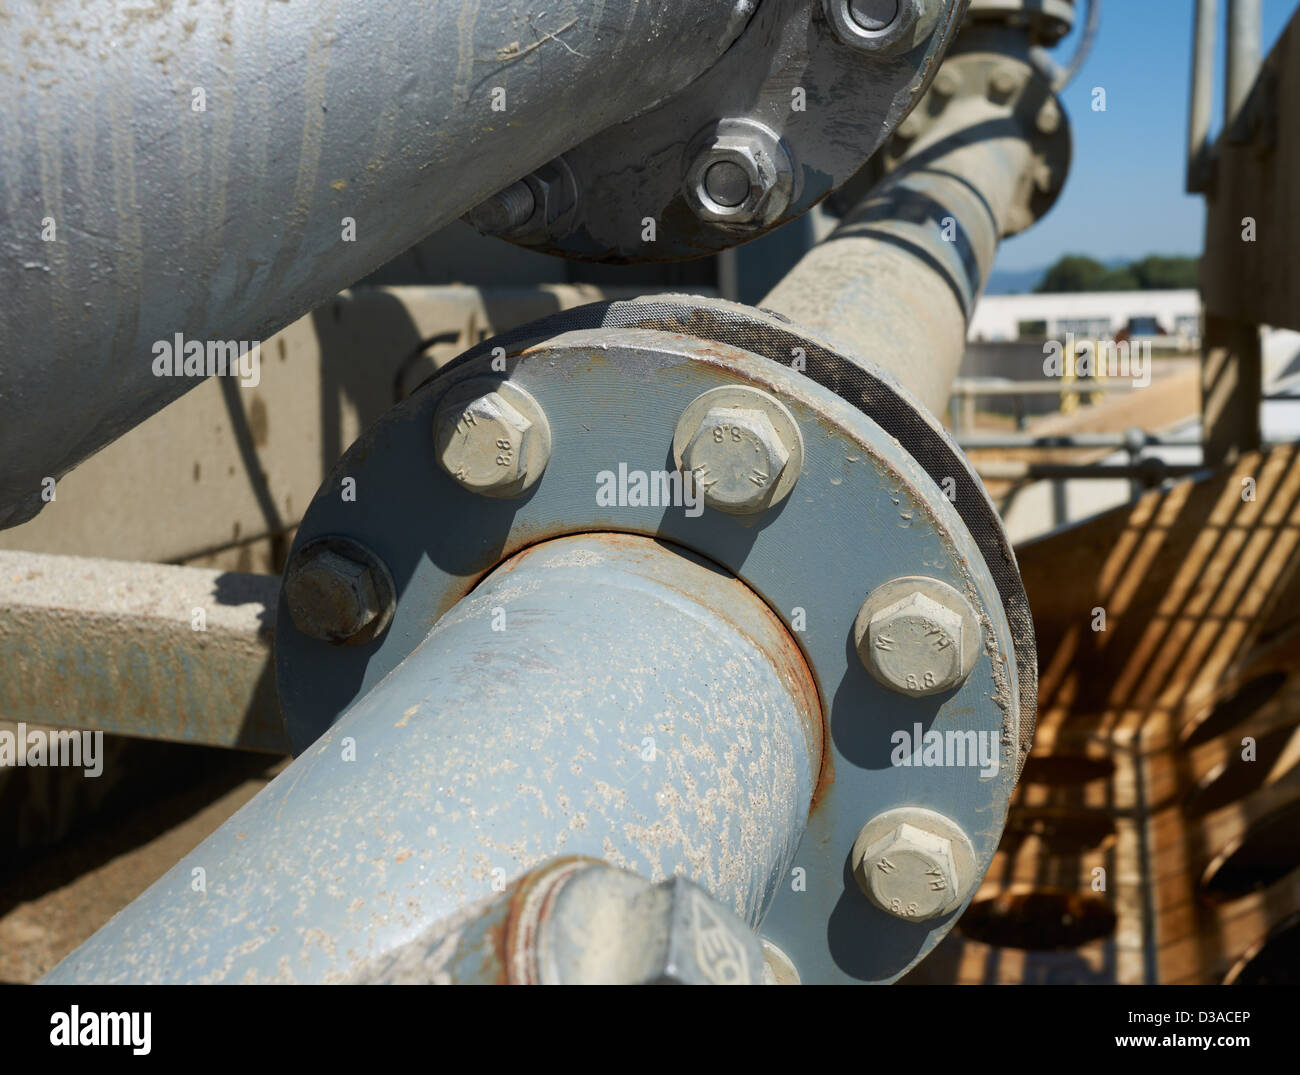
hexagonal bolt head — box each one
[1036,99,1063,135]
[989,67,1020,99]
[932,68,961,99]
[684,125,793,227]
[862,590,971,696]
[681,406,791,513]
[462,159,577,241]
[435,390,537,495]
[535,866,763,985]
[284,549,384,645]
[825,0,937,55]
[854,822,960,921]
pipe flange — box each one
[276,298,1029,983]
[881,47,1073,234]
[479,0,968,261]
[439,294,1039,783]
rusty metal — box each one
[263,314,1023,983]
[45,533,820,982]
[344,857,765,985]
[0,550,286,754]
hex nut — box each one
[535,865,763,985]
[464,158,579,241]
[864,592,966,695]
[671,385,803,515]
[853,577,981,696]
[518,158,579,238]
[681,407,791,514]
[1036,98,1062,135]
[283,539,395,646]
[854,821,960,920]
[989,67,1020,99]
[683,119,795,227]
[824,0,940,56]
[433,379,551,498]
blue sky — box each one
[996,0,1297,272]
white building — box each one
[969,289,1200,344]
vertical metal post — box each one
[44,533,821,983]
[1187,0,1219,191]
[1202,313,1263,467]
[1226,0,1263,124]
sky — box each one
[995,0,1297,273]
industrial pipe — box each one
[0,0,756,529]
[1187,0,1219,191]
[761,88,1039,415]
[44,532,821,983]
[1226,0,1263,124]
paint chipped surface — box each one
[45,534,819,983]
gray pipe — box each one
[761,94,1037,415]
[1226,0,1262,124]
[1187,0,1218,191]
[43,532,820,983]
[0,0,753,529]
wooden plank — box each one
[917,444,1300,983]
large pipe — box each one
[1226,0,1262,124]
[0,0,754,529]
[761,92,1038,415]
[44,532,821,983]
[1187,0,1218,192]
